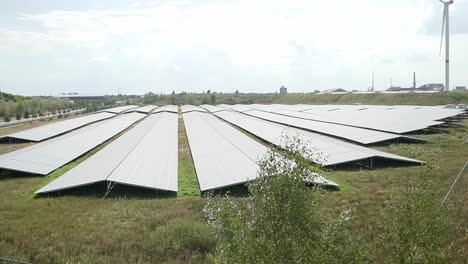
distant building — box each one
[418,83,444,91]
[454,86,466,92]
[321,88,348,94]
[55,93,106,101]
[386,83,444,92]
[279,86,287,95]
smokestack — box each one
[413,72,416,88]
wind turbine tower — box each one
[440,0,454,92]
[413,72,416,88]
[369,72,374,92]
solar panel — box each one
[199,105,226,113]
[243,110,423,145]
[218,104,254,112]
[36,112,178,194]
[152,105,179,113]
[124,105,157,114]
[107,112,178,191]
[183,112,336,191]
[181,105,208,113]
[99,105,139,114]
[246,105,442,134]
[296,106,444,133]
[0,113,145,175]
[0,112,116,142]
[214,111,422,166]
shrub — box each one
[4,112,11,122]
[378,166,453,264]
[204,136,372,263]
[148,218,216,260]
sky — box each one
[0,0,467,96]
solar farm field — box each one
[0,103,467,263]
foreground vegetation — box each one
[0,95,466,263]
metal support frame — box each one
[443,161,468,206]
[103,181,117,199]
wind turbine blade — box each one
[439,6,446,56]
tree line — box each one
[0,93,77,122]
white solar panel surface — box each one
[181,105,208,113]
[246,105,442,134]
[214,111,422,166]
[36,112,178,193]
[99,105,139,114]
[183,112,336,191]
[199,105,226,113]
[107,113,178,191]
[0,112,116,142]
[0,113,145,175]
[124,105,157,113]
[152,105,179,113]
[218,104,254,112]
[243,110,420,145]
[183,112,263,191]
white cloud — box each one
[0,0,467,95]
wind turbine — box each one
[439,0,454,92]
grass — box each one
[178,113,201,197]
[319,120,468,259]
[147,91,468,106]
[0,96,467,263]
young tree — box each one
[204,136,372,264]
[15,101,25,120]
[210,94,216,105]
[4,111,11,122]
[378,166,453,264]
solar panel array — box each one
[0,112,116,142]
[36,112,178,194]
[214,110,422,166]
[0,113,145,175]
[2,103,463,194]
[242,104,464,134]
[242,110,423,145]
[183,111,337,191]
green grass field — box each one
[177,115,200,197]
[0,97,467,263]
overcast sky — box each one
[0,0,467,96]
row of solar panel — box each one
[0,104,178,142]
[1,104,463,194]
[215,104,464,134]
[35,108,340,194]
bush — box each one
[204,136,372,263]
[4,112,11,122]
[378,166,453,263]
[148,218,216,260]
